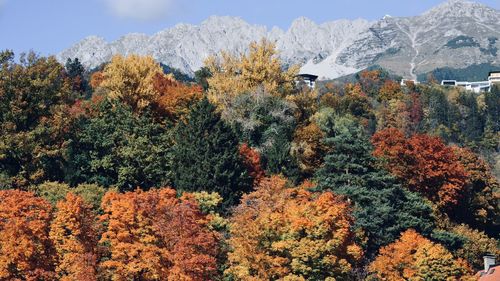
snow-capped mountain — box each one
[58,0,500,80]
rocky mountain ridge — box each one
[58,0,500,80]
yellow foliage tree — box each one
[291,123,327,177]
[451,224,500,270]
[376,99,410,132]
[49,193,99,281]
[378,80,403,102]
[98,54,167,112]
[206,39,299,109]
[369,229,475,281]
[226,176,362,280]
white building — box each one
[400,79,419,86]
[489,71,500,85]
[440,80,491,93]
[441,71,500,93]
[296,74,319,89]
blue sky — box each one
[0,0,499,56]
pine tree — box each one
[65,58,88,94]
[456,92,483,144]
[484,85,500,132]
[315,116,434,254]
[171,99,252,210]
[316,117,374,188]
[261,126,301,183]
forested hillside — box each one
[0,41,499,280]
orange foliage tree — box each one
[372,128,468,210]
[226,176,362,280]
[0,190,55,280]
[152,73,203,121]
[90,71,105,89]
[340,83,374,126]
[369,229,474,280]
[357,69,382,96]
[239,143,265,185]
[49,193,100,281]
[378,80,403,102]
[100,188,219,280]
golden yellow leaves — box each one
[369,229,474,281]
[206,39,299,110]
[98,55,165,112]
[227,176,361,280]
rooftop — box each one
[477,264,500,281]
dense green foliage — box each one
[171,99,252,209]
[418,63,500,82]
[66,100,172,190]
[315,116,434,254]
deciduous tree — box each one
[239,143,265,185]
[100,188,219,280]
[0,52,74,188]
[369,229,474,281]
[451,224,500,270]
[378,80,403,102]
[32,181,110,212]
[0,190,55,280]
[372,128,468,210]
[227,176,362,280]
[152,73,203,121]
[291,122,328,177]
[206,39,298,109]
[49,193,99,281]
[98,55,166,112]
[452,147,499,233]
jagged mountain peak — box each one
[58,1,500,79]
[423,0,497,18]
[290,17,318,29]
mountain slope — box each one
[58,0,500,80]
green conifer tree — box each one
[315,116,434,254]
[171,99,252,210]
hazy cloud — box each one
[104,0,176,21]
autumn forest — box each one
[0,40,499,280]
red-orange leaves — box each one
[153,73,203,120]
[50,193,99,281]
[0,190,55,280]
[378,79,403,102]
[100,188,219,281]
[239,143,265,185]
[372,128,468,210]
[227,176,362,280]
